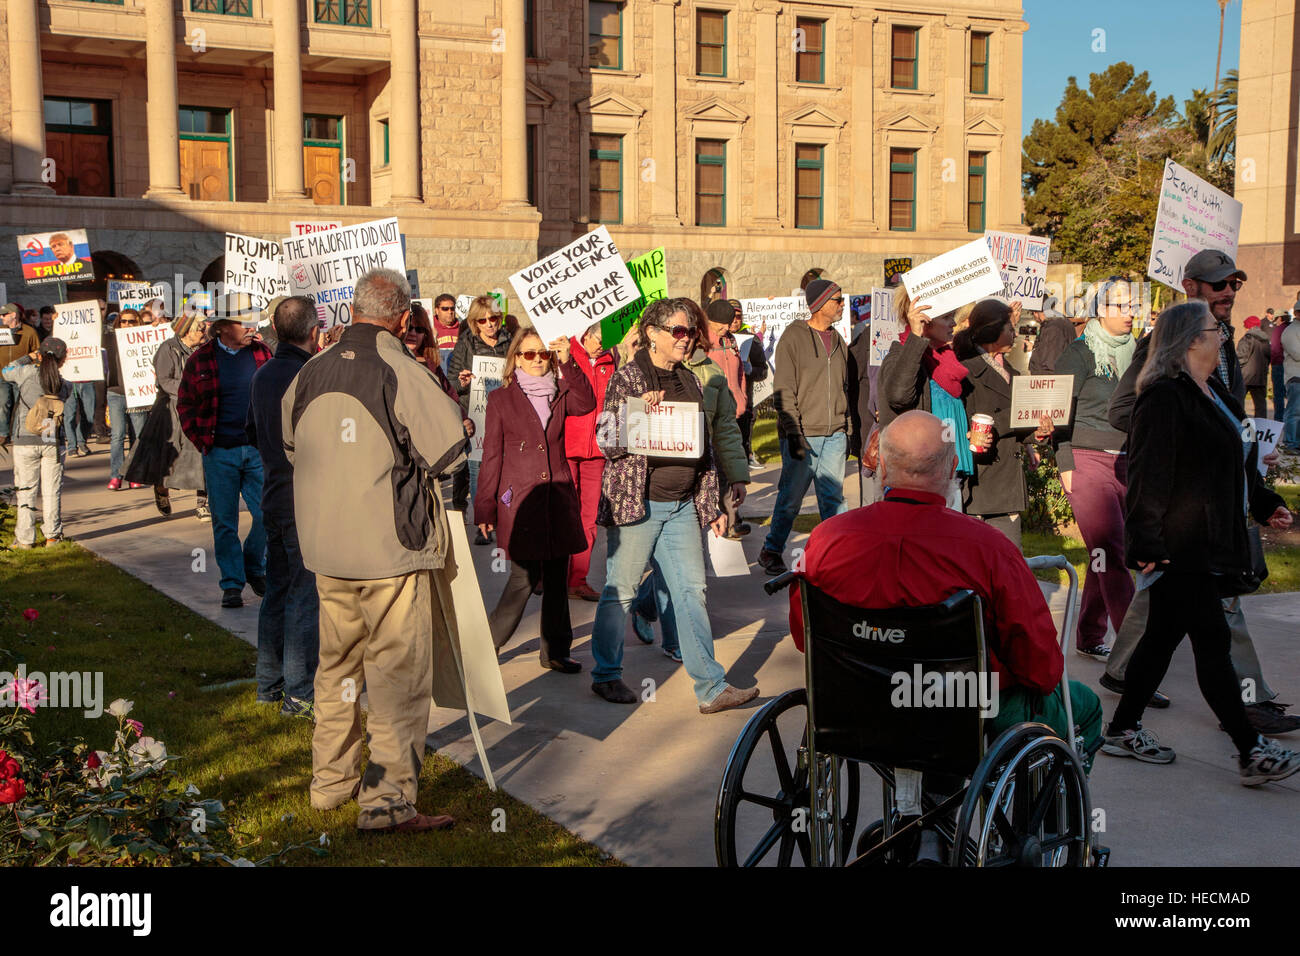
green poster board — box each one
[600,247,667,347]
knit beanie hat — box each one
[173,313,201,338]
[805,279,841,314]
[706,299,737,325]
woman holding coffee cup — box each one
[954,300,1054,548]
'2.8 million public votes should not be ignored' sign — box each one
[900,239,1004,317]
[509,226,640,344]
[281,217,405,328]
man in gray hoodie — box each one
[758,278,851,574]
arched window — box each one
[701,267,730,304]
[66,250,142,305]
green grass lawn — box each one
[0,503,612,866]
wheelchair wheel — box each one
[714,688,860,866]
[952,725,1090,867]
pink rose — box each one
[125,719,144,737]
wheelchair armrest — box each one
[1024,555,1069,572]
[763,570,800,595]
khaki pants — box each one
[312,569,435,829]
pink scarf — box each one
[901,329,968,397]
[515,368,557,427]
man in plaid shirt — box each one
[178,316,274,608]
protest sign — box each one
[508,226,639,344]
[106,280,134,304]
[281,217,405,327]
[884,258,912,283]
[185,291,212,311]
[0,328,13,346]
[1147,158,1242,290]
[706,532,750,577]
[455,295,474,321]
[601,247,668,347]
[413,298,434,319]
[869,288,899,366]
[288,221,342,237]
[18,229,94,285]
[741,296,851,404]
[467,355,506,462]
[224,233,290,307]
[116,281,171,314]
[51,301,104,381]
[900,240,1003,316]
[115,324,175,409]
[1246,419,1282,475]
[1009,374,1074,429]
[985,231,1051,309]
[623,397,703,459]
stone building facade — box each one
[1,0,1025,309]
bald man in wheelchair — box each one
[788,410,1103,769]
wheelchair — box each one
[715,555,1100,867]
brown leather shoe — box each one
[699,684,760,715]
[568,584,600,602]
[363,812,455,835]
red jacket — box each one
[563,337,618,460]
[475,359,596,561]
[177,338,274,455]
[789,488,1063,695]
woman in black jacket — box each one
[954,300,1053,548]
[1103,302,1300,785]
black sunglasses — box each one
[1203,277,1244,292]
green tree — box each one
[1023,62,1176,239]
[1207,69,1237,165]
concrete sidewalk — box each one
[6,443,1299,866]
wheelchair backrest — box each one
[802,584,988,777]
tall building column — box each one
[500,0,528,206]
[144,0,185,197]
[648,0,681,226]
[938,18,967,228]
[272,0,307,200]
[752,2,780,226]
[7,0,53,194]
[389,0,421,203]
[1001,21,1027,228]
[848,11,875,227]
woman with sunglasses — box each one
[1054,277,1139,660]
[474,328,595,672]
[125,311,211,521]
[448,295,511,542]
[1103,301,1300,784]
[590,297,759,713]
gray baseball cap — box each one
[1184,249,1246,284]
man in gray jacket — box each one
[758,278,851,574]
[282,268,469,834]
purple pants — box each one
[1063,448,1135,649]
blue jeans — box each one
[202,444,267,592]
[1285,381,1300,448]
[256,512,320,702]
[631,559,680,655]
[1272,365,1287,422]
[62,381,96,450]
[107,391,147,480]
[763,431,849,555]
[592,498,727,704]
[0,379,14,439]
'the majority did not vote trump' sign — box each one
[281,217,405,327]
[509,226,640,344]
[1147,158,1242,291]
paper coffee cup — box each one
[970,414,995,452]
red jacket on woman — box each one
[475,358,596,561]
[563,336,619,460]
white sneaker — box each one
[1240,737,1300,787]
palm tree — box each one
[1208,70,1237,164]
[1211,0,1231,132]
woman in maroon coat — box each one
[475,327,596,672]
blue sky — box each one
[1021,0,1240,139]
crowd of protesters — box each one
[5,241,1300,834]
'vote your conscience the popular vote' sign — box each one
[281,217,405,328]
[509,226,640,344]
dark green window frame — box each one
[190,0,251,15]
[889,148,917,232]
[526,124,539,206]
[379,119,389,166]
[179,106,235,201]
[970,31,990,94]
[695,139,726,227]
[525,0,538,58]
[795,17,825,84]
[794,143,824,230]
[304,113,345,204]
[589,135,623,225]
[891,25,919,90]
[696,10,727,78]
[314,0,371,27]
[589,1,623,70]
[968,152,987,233]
